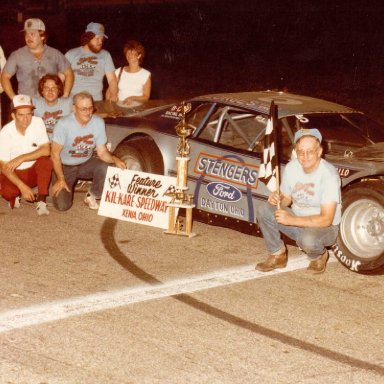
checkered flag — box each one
[108,173,121,189]
[258,101,279,192]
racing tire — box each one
[333,181,384,273]
[113,139,164,175]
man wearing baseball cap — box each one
[0,94,52,215]
[255,128,341,274]
[1,18,74,101]
[65,22,118,104]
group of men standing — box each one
[0,18,126,216]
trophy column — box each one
[164,102,196,238]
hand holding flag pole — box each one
[257,100,281,208]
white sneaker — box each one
[9,196,21,209]
[36,201,50,216]
[84,192,99,210]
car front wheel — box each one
[333,181,384,273]
[113,139,164,175]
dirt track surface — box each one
[0,193,383,383]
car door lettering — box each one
[194,152,258,187]
[200,197,245,218]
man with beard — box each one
[1,19,73,100]
[65,23,118,106]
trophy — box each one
[164,102,196,237]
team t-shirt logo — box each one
[42,110,63,134]
[69,134,95,157]
[292,182,315,207]
[76,56,98,77]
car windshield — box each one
[189,103,384,160]
[280,112,384,158]
[294,113,384,145]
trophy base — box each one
[164,202,196,238]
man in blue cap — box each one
[65,22,118,105]
[255,128,341,274]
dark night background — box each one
[2,0,384,122]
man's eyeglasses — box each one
[296,149,318,157]
[43,86,58,92]
[76,106,94,113]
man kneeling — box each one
[255,128,341,274]
[51,91,126,211]
[0,95,52,215]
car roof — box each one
[191,91,358,118]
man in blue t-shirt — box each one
[65,22,118,103]
[51,91,126,211]
[255,128,341,274]
[33,74,72,140]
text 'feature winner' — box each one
[98,168,177,229]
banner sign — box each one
[98,167,177,229]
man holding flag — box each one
[256,125,341,274]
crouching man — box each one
[0,95,52,215]
[51,91,126,211]
[255,128,341,274]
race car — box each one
[105,91,384,274]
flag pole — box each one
[271,101,281,209]
[275,164,281,209]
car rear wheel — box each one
[113,139,164,175]
[333,181,384,273]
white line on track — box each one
[0,255,335,334]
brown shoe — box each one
[306,250,329,274]
[255,251,287,272]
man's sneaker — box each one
[36,201,50,216]
[9,196,21,209]
[84,192,99,210]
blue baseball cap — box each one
[294,128,322,144]
[85,22,108,38]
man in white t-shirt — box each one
[0,94,52,215]
[255,128,341,274]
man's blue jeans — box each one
[255,202,339,259]
[53,157,109,211]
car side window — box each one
[195,106,267,153]
[186,104,217,132]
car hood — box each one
[346,142,384,162]
[325,141,384,170]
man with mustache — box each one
[65,22,118,108]
[1,19,73,101]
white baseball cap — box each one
[12,95,35,110]
[22,18,46,32]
